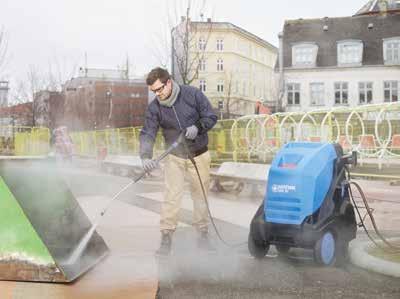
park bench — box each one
[210,162,270,193]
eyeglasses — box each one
[151,83,166,94]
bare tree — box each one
[171,0,214,85]
[150,0,213,84]
[224,71,235,119]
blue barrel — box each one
[264,142,337,225]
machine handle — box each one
[341,151,357,167]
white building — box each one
[0,81,9,107]
[277,0,400,112]
[172,19,277,117]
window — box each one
[334,82,349,105]
[216,39,224,51]
[217,59,224,71]
[287,83,300,105]
[199,80,206,92]
[384,81,398,102]
[198,37,206,51]
[310,83,324,105]
[359,82,373,104]
[199,59,206,71]
[292,43,318,67]
[383,38,400,64]
[337,40,363,65]
[217,80,224,93]
[242,81,247,96]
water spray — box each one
[65,133,185,265]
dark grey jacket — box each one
[140,85,217,159]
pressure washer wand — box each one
[65,133,184,265]
[98,134,184,218]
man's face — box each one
[149,79,172,101]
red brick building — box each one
[34,91,65,130]
[0,102,33,127]
[63,68,148,131]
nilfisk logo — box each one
[271,184,296,193]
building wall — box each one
[283,66,400,112]
[191,28,277,116]
[172,21,277,117]
[0,102,33,127]
[63,77,148,131]
[0,81,9,108]
[34,91,64,130]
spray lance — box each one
[65,132,186,265]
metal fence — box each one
[0,126,50,156]
[1,102,399,164]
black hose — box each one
[189,156,247,248]
[181,137,246,248]
[346,167,400,253]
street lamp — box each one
[106,89,112,127]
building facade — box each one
[172,19,277,117]
[63,68,148,131]
[0,102,33,127]
[0,81,9,108]
[277,0,400,112]
[33,91,65,130]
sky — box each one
[0,0,368,94]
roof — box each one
[355,0,400,16]
[191,21,277,51]
[280,13,400,68]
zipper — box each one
[172,106,183,131]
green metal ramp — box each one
[0,158,109,282]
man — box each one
[140,67,217,255]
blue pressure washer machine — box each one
[249,142,357,266]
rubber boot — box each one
[156,231,172,256]
[197,231,215,251]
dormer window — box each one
[383,37,400,65]
[337,40,363,66]
[292,43,318,67]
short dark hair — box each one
[146,67,171,85]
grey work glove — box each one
[185,125,199,140]
[142,158,158,173]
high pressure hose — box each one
[346,167,400,253]
[181,137,247,248]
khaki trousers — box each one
[160,151,211,232]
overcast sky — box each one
[1,0,368,86]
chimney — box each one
[181,16,186,22]
[207,18,212,23]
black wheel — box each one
[314,230,337,266]
[276,244,291,255]
[248,233,269,259]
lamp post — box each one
[106,89,112,127]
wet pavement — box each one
[1,164,400,298]
[157,230,400,299]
